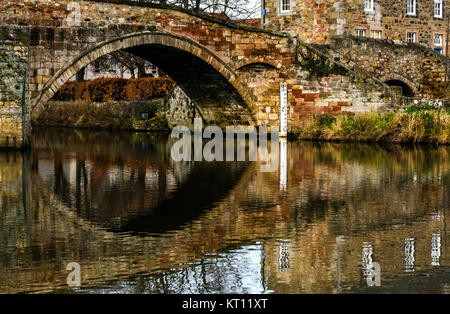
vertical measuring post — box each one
[280,82,288,138]
[279,138,287,191]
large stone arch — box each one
[31,31,257,125]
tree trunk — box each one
[75,67,85,82]
[137,64,147,78]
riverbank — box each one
[33,98,450,145]
[290,107,450,144]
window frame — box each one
[280,0,291,14]
[434,0,443,18]
[434,34,443,47]
[406,0,416,16]
[371,30,382,39]
[356,29,366,37]
[364,0,374,12]
[407,32,416,43]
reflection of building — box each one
[264,0,448,53]
[431,232,441,266]
[404,238,415,273]
[278,240,290,271]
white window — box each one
[434,0,443,18]
[364,0,374,12]
[407,0,416,16]
[110,63,117,74]
[372,30,382,39]
[280,0,291,13]
[356,29,366,37]
[407,32,416,43]
[434,34,443,46]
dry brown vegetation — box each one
[53,77,175,102]
[293,108,450,144]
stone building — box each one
[264,0,449,54]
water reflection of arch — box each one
[32,128,251,233]
[20,154,260,293]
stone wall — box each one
[0,36,29,149]
[265,0,337,44]
[165,85,196,129]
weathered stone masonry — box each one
[0,37,30,148]
[265,0,450,51]
[265,0,450,99]
[319,35,450,99]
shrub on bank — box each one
[296,109,450,144]
[124,77,174,100]
[53,77,175,102]
[87,77,128,102]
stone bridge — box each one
[0,0,449,148]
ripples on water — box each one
[0,128,449,294]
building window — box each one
[372,30,382,39]
[406,0,416,16]
[356,29,366,37]
[110,63,117,74]
[364,0,374,12]
[407,32,416,43]
[280,0,291,13]
[434,0,443,18]
[434,34,443,47]
[94,61,101,73]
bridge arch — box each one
[380,74,418,97]
[31,31,257,125]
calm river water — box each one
[0,128,449,294]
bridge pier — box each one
[0,38,31,150]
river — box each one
[0,127,449,293]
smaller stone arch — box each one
[380,73,418,97]
[235,58,282,71]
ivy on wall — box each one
[296,45,348,78]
